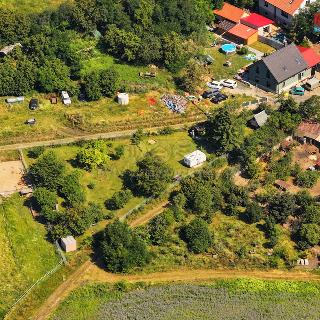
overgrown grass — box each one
[250,41,275,54]
[51,280,320,320]
[0,194,59,318]
[0,0,65,13]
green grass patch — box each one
[250,41,275,54]
[0,194,59,318]
[0,0,64,13]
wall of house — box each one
[275,68,312,93]
[247,60,277,92]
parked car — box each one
[290,86,305,96]
[206,81,223,90]
[211,93,228,104]
[202,89,219,99]
[304,77,320,91]
[221,79,237,88]
[29,98,39,110]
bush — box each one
[237,46,249,55]
[28,146,45,158]
[295,170,319,188]
[243,201,263,223]
[106,190,133,210]
[100,220,150,272]
[183,218,212,253]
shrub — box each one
[295,171,319,188]
[28,146,45,158]
[106,190,133,210]
[183,218,212,253]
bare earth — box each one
[0,161,26,196]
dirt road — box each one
[0,123,196,151]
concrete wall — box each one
[258,35,284,50]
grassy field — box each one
[0,0,65,12]
[51,279,320,320]
[24,131,199,208]
[250,41,275,54]
[0,194,59,318]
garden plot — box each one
[0,160,26,196]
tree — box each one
[264,216,278,247]
[131,129,145,146]
[299,96,320,120]
[100,67,120,97]
[129,152,173,197]
[299,224,320,247]
[83,70,102,101]
[295,170,319,188]
[59,171,86,207]
[100,220,149,272]
[243,201,263,224]
[105,190,133,210]
[302,205,320,224]
[179,59,203,93]
[268,193,296,224]
[149,211,173,245]
[32,188,58,222]
[207,108,244,154]
[76,140,110,170]
[28,151,66,190]
[183,218,212,253]
[37,59,71,93]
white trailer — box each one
[183,150,206,168]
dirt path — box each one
[129,201,169,228]
[0,123,196,151]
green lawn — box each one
[0,0,65,12]
[204,48,252,80]
[24,131,199,208]
[0,195,59,318]
[250,41,275,54]
[51,280,320,320]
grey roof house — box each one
[249,110,268,129]
[247,44,311,93]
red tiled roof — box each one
[241,13,274,28]
[213,2,246,23]
[265,0,305,15]
[228,23,258,40]
[297,46,320,68]
[296,121,320,141]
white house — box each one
[61,236,77,252]
[258,0,316,27]
[61,91,71,105]
[183,150,206,168]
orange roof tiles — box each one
[265,0,305,15]
[213,2,246,23]
[228,24,258,39]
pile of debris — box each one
[161,94,188,113]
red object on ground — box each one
[241,13,274,28]
[148,98,157,105]
[297,46,320,68]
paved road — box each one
[0,123,196,151]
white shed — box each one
[61,235,77,252]
[117,92,129,105]
[183,150,206,168]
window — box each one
[281,10,288,18]
[267,81,270,88]
[264,1,269,7]
[282,81,286,88]
[266,70,270,78]
[256,66,260,74]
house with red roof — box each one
[258,0,316,27]
[241,13,274,35]
[297,46,320,73]
[213,2,248,24]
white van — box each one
[304,78,320,91]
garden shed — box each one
[61,236,77,252]
[117,93,129,105]
[184,150,206,168]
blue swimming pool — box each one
[221,43,236,54]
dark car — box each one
[202,89,219,99]
[29,98,39,110]
[211,93,228,104]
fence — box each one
[258,35,284,50]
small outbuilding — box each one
[61,236,77,252]
[184,150,206,168]
[0,43,22,57]
[117,92,129,105]
[61,91,71,105]
[274,179,290,191]
[249,110,268,129]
